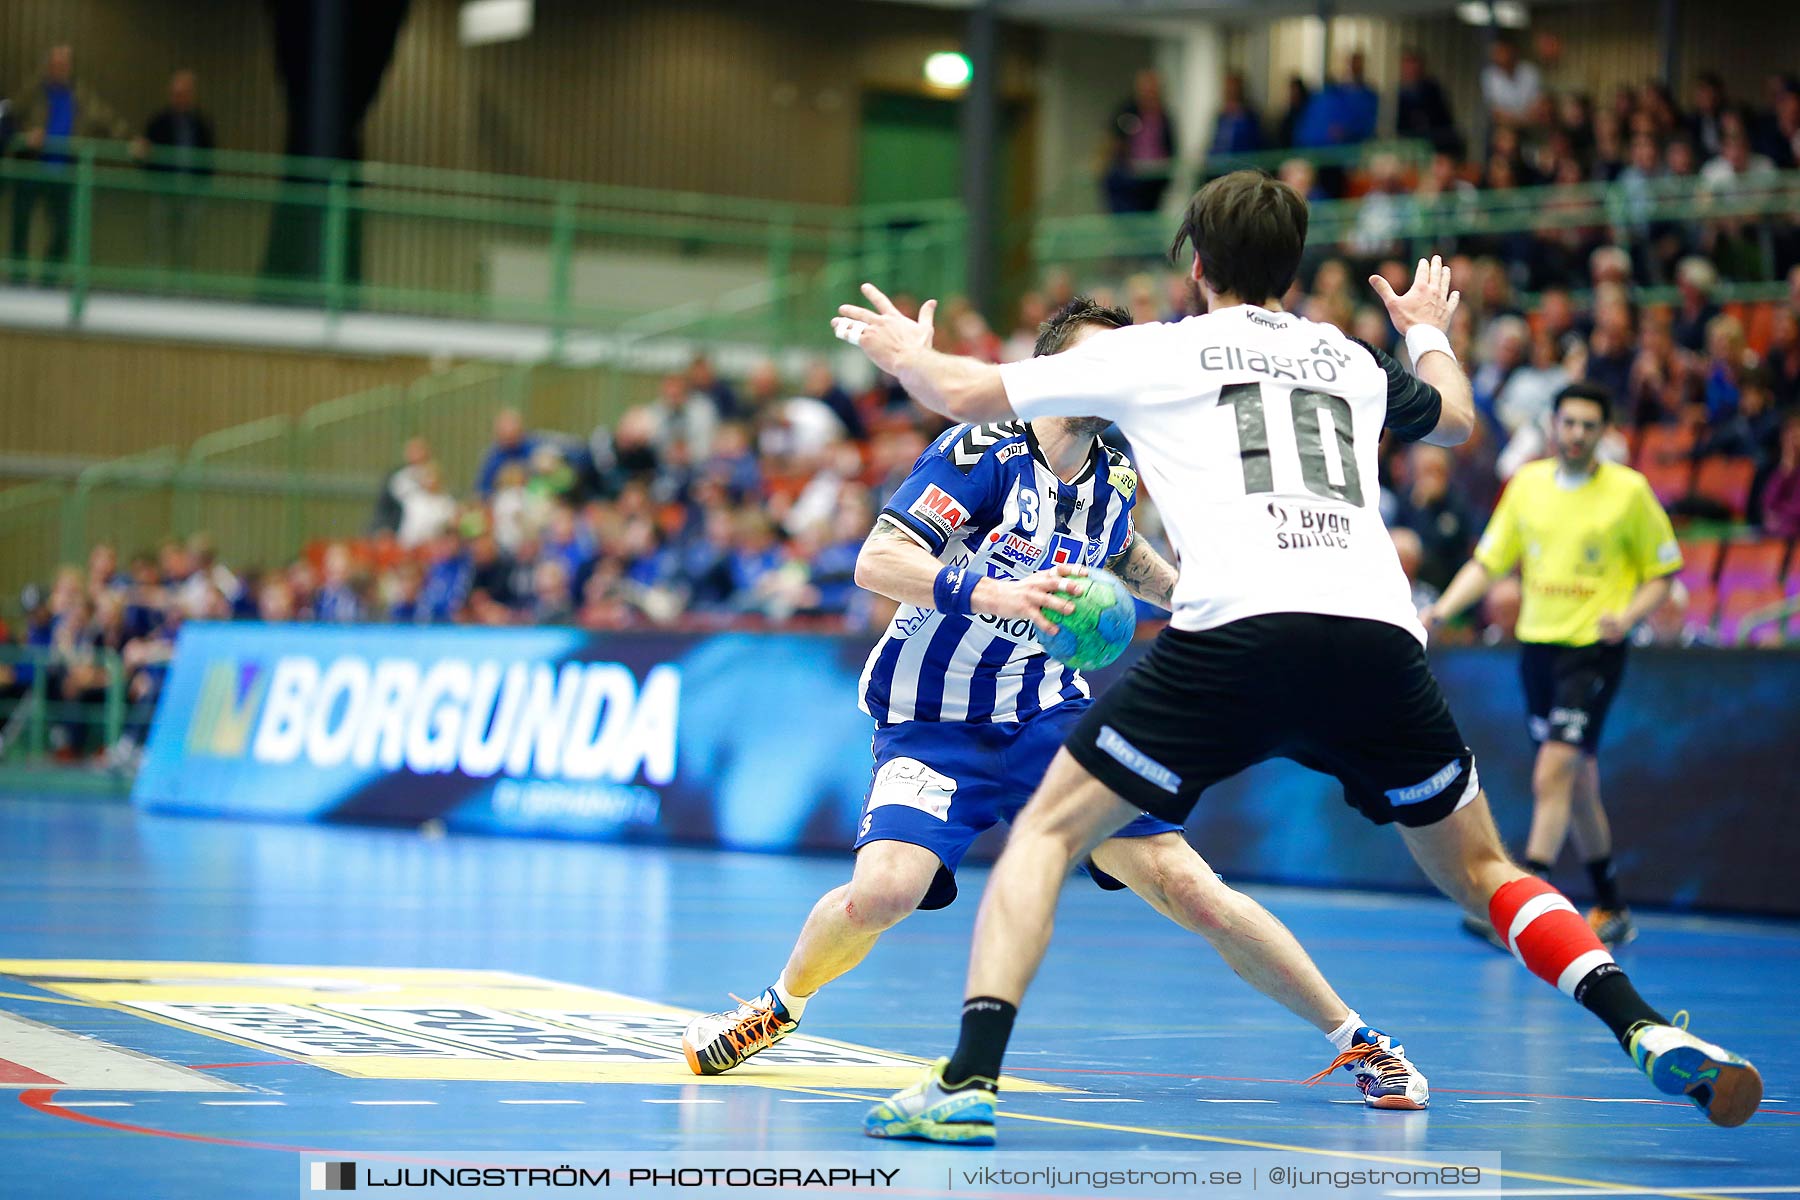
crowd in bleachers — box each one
[1113,44,1800,292]
[9,61,1800,764]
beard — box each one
[1060,416,1113,439]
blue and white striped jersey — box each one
[859,421,1138,725]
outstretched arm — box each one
[1105,532,1177,611]
[833,284,1014,423]
[853,517,1076,634]
[1370,255,1474,447]
[1422,559,1495,630]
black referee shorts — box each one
[1064,613,1479,829]
[1519,640,1627,756]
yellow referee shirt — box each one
[1473,460,1682,646]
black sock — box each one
[1575,966,1666,1047]
[943,997,1014,1091]
[1586,857,1623,910]
[1526,858,1553,878]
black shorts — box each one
[1519,641,1627,755]
[1065,613,1478,829]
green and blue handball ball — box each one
[1039,568,1135,670]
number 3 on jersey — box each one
[1222,382,1364,506]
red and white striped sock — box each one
[1488,875,1614,997]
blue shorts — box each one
[853,699,1182,910]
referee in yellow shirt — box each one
[1425,383,1681,949]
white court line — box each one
[777,1099,859,1105]
[52,1101,134,1107]
[1457,1098,1537,1104]
[1578,1097,1665,1103]
[351,1100,436,1106]
[499,1100,585,1105]
[1196,1099,1277,1104]
[1059,1098,1141,1104]
[201,1100,286,1106]
[643,1099,722,1105]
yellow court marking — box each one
[0,991,105,1008]
[762,1082,1735,1200]
[0,960,1063,1092]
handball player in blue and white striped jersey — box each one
[682,299,1427,1123]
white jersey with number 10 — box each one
[998,305,1434,644]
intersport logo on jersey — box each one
[191,652,679,783]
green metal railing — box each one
[0,137,968,343]
[1031,168,1800,279]
[1030,138,1435,219]
[0,645,127,762]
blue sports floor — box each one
[0,794,1794,1198]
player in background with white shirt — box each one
[836,171,1760,1143]
[682,300,1429,1111]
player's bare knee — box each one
[1533,743,1581,794]
[842,872,928,931]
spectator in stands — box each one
[1759,413,1800,537]
[1274,76,1311,150]
[1480,37,1542,132]
[1495,330,1575,479]
[1398,444,1478,593]
[8,45,132,286]
[649,371,721,459]
[686,354,738,419]
[1700,124,1777,279]
[1471,313,1528,431]
[475,409,539,497]
[416,531,470,623]
[1688,72,1730,161]
[313,544,363,623]
[1208,72,1263,157]
[373,435,431,534]
[800,359,866,442]
[136,69,215,275]
[1395,48,1460,155]
[1295,51,1379,155]
[1672,256,1722,353]
[1345,152,1410,260]
[1103,69,1176,215]
[1766,304,1800,409]
[1700,313,1756,426]
[393,461,457,549]
[1591,106,1626,180]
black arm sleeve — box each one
[1350,336,1443,443]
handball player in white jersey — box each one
[683,299,1429,1112]
[832,170,1760,1144]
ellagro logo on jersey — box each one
[195,655,680,784]
[1266,502,1354,551]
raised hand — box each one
[832,283,939,377]
[1370,255,1460,336]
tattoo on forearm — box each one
[1109,533,1177,609]
[867,516,915,544]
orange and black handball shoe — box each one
[681,990,799,1076]
[1304,1027,1431,1110]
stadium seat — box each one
[1635,423,1697,505]
[1717,538,1792,591]
[1717,584,1787,646]
[1636,423,1696,467]
[1676,539,1722,589]
[1640,455,1695,507]
[1692,456,1757,518]
[1680,584,1718,640]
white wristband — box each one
[1405,324,1455,366]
